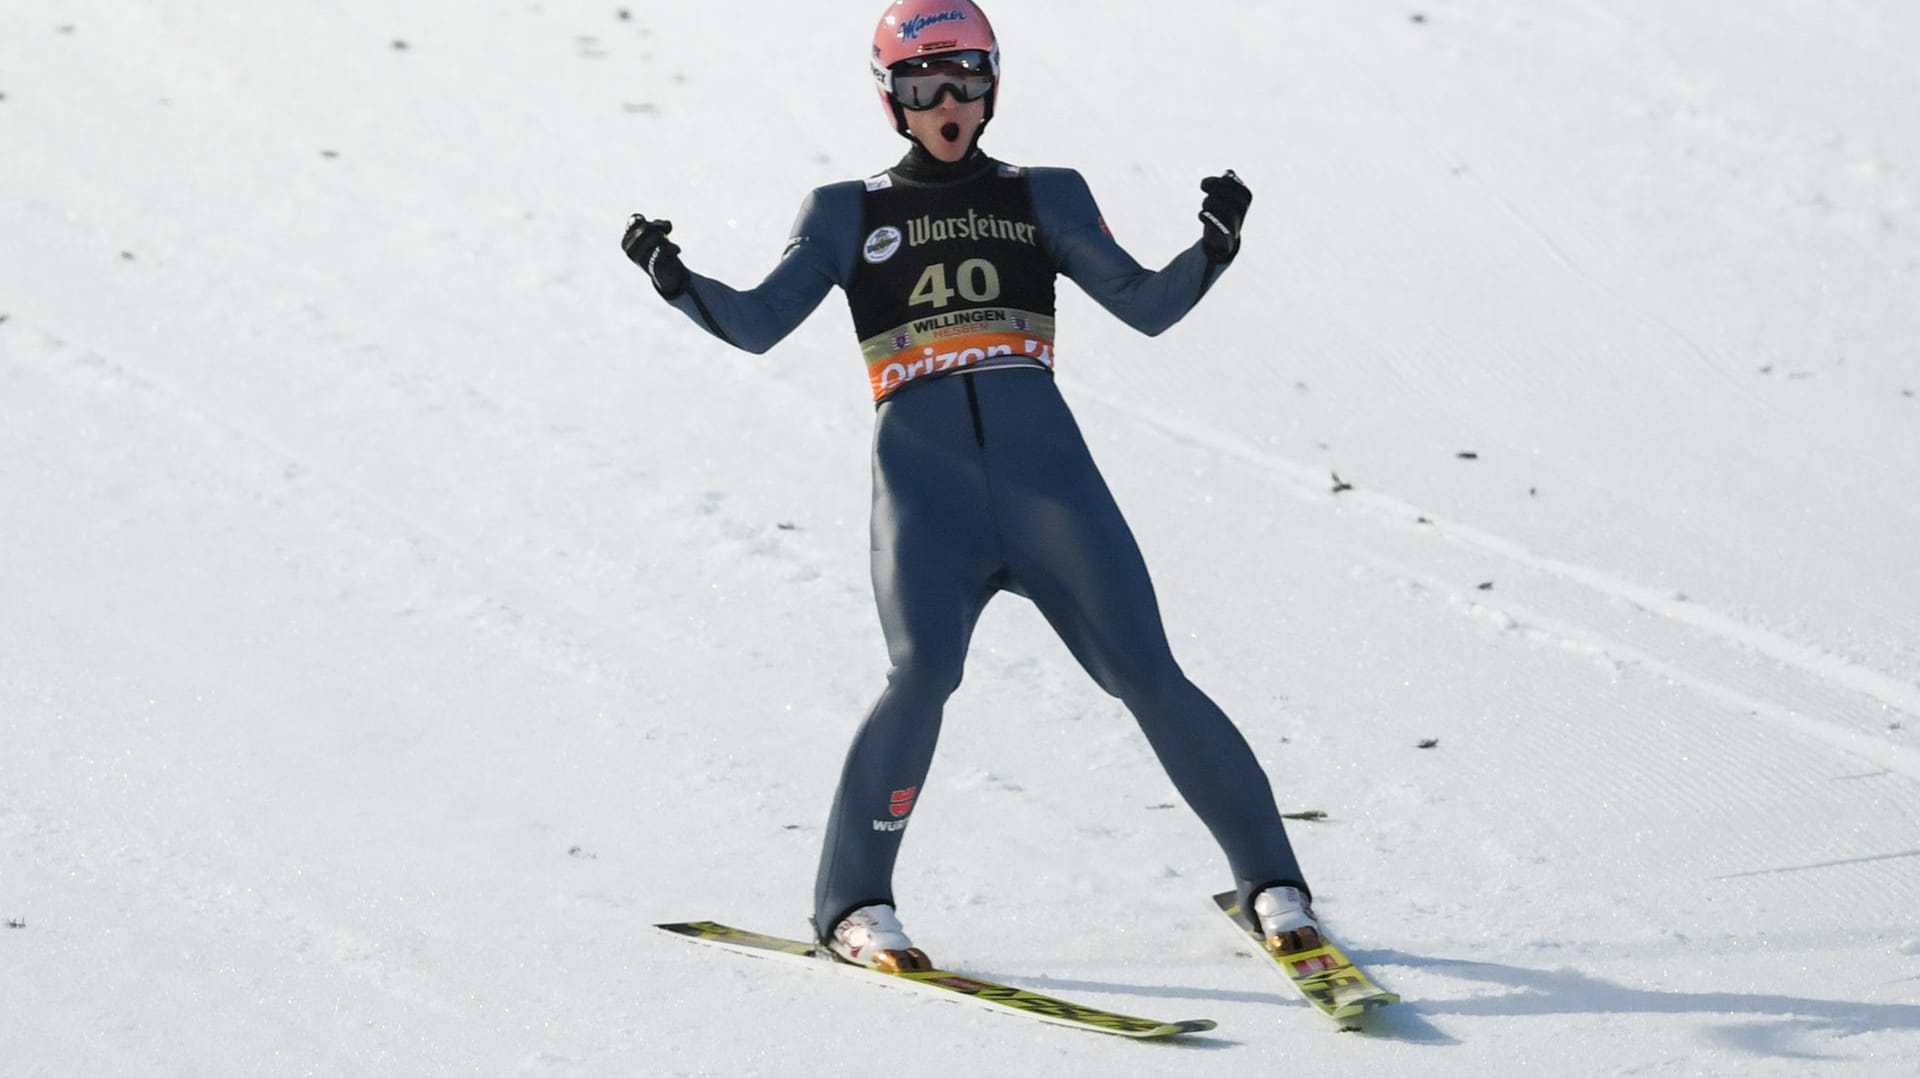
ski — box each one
[656,920,1216,1040]
[1213,891,1400,1022]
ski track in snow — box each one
[1076,385,1919,774]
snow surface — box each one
[4,1,1918,1074]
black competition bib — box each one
[846,163,1058,401]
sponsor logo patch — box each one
[898,10,968,41]
[889,786,918,818]
[863,226,903,264]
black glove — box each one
[622,214,689,299]
[1198,171,1252,264]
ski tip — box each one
[1173,1018,1220,1035]
[1134,1018,1217,1038]
[1330,994,1402,1021]
[656,920,739,936]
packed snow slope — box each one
[4,1,1918,1075]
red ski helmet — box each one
[871,0,1001,138]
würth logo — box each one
[889,786,919,818]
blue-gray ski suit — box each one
[657,149,1309,938]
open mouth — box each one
[940,122,962,142]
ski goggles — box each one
[882,50,995,110]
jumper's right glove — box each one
[621,214,690,299]
[1198,171,1252,265]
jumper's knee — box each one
[885,646,967,707]
[1092,652,1188,711]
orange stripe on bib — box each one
[866,333,1054,401]
[860,307,1058,402]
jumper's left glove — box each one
[622,214,689,299]
[1198,171,1252,265]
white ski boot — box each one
[1254,885,1322,954]
[827,904,932,972]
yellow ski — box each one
[657,920,1216,1040]
[1213,891,1401,1023]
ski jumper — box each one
[659,148,1310,936]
